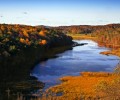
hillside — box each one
[53,24,120,34]
[0,24,73,58]
[53,24,120,56]
[0,24,74,99]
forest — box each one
[1,23,120,59]
[54,24,120,56]
[0,24,73,58]
[0,24,74,100]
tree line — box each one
[0,24,73,57]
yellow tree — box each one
[23,30,29,37]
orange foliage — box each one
[39,40,47,45]
[20,38,25,43]
[23,30,29,37]
[25,38,31,45]
[39,30,46,36]
[0,24,73,57]
[20,38,31,45]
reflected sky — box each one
[31,40,119,89]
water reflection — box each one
[32,40,119,89]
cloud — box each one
[23,12,28,14]
[0,15,3,18]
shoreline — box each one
[69,34,120,57]
[45,36,120,99]
[0,43,74,93]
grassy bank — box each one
[68,34,120,57]
[47,72,120,100]
[67,34,97,40]
[45,34,120,100]
[100,48,120,57]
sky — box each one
[0,0,120,26]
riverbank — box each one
[0,44,75,100]
[100,48,120,57]
[68,34,120,57]
[45,35,120,100]
[47,72,120,100]
[0,24,74,100]
[67,34,97,40]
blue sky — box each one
[0,0,120,26]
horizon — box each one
[0,0,120,26]
[1,23,120,27]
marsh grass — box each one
[42,72,120,100]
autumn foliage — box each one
[39,30,47,36]
[55,24,120,49]
[60,24,120,57]
[0,24,73,57]
[39,40,47,45]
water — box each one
[31,40,119,89]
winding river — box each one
[31,40,119,89]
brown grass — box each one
[100,48,120,57]
[67,34,97,40]
[46,72,120,100]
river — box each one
[31,40,119,89]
